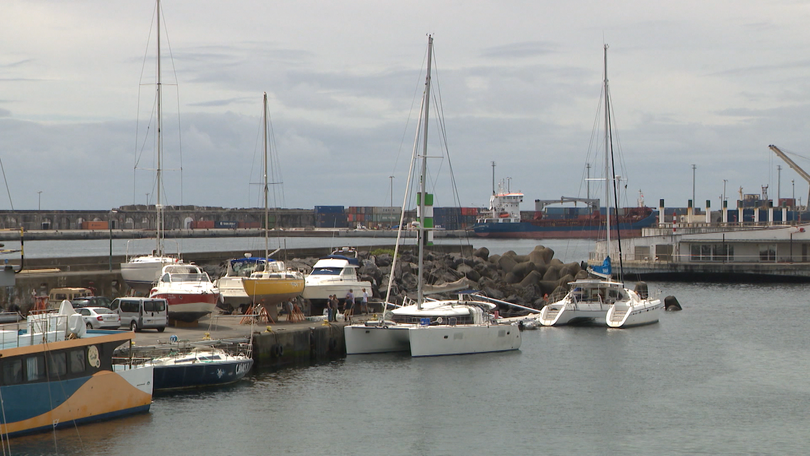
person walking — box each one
[361,288,369,315]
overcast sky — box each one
[2,0,810,212]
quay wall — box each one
[252,323,346,367]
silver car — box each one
[78,307,121,330]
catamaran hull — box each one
[539,303,610,326]
[407,325,521,357]
[606,300,664,327]
[344,324,411,354]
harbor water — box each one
[6,239,810,454]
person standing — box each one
[344,289,355,322]
[361,288,369,315]
[326,295,335,322]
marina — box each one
[5,280,810,455]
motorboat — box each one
[149,263,219,323]
[344,36,521,357]
[215,255,270,313]
[302,247,371,303]
[121,251,181,293]
[0,301,152,438]
[145,345,253,392]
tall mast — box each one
[263,92,269,263]
[417,35,433,309]
[603,44,611,256]
[155,0,164,256]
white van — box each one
[110,297,168,332]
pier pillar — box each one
[687,200,693,226]
[658,199,665,228]
[782,207,787,225]
[705,200,711,225]
[722,200,728,224]
[754,208,760,226]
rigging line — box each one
[606,85,624,281]
[0,158,13,211]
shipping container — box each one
[215,220,239,229]
[81,221,109,230]
[193,220,215,229]
[315,205,345,214]
[238,221,262,229]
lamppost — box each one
[691,164,696,207]
[146,193,150,205]
[389,176,394,207]
[37,191,42,210]
[109,209,117,272]
[723,179,727,204]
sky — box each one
[3,0,810,212]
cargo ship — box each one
[472,189,658,239]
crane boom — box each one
[769,144,810,207]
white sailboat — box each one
[121,0,181,292]
[539,44,663,327]
[344,36,521,357]
[240,93,305,310]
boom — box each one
[769,144,810,207]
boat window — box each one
[1,359,23,385]
[312,267,341,276]
[26,355,46,382]
[48,352,67,379]
[69,349,86,374]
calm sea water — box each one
[6,239,810,454]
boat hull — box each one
[152,359,254,392]
[302,280,372,302]
[539,302,610,326]
[0,330,153,439]
[242,278,304,306]
[606,300,664,327]
[344,324,411,354]
[121,256,180,292]
[407,324,521,357]
[149,292,218,323]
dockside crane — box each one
[768,144,810,209]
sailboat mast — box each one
[155,0,164,256]
[417,35,433,309]
[263,92,269,262]
[603,44,611,257]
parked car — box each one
[71,296,113,309]
[78,307,121,330]
[110,297,168,332]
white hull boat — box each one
[149,264,219,323]
[303,248,371,302]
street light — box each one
[691,164,696,207]
[109,209,117,272]
[389,176,394,207]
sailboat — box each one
[240,93,305,312]
[121,0,181,293]
[538,44,663,327]
[344,36,521,357]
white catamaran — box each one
[538,44,663,328]
[344,36,521,356]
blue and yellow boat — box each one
[0,304,153,438]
